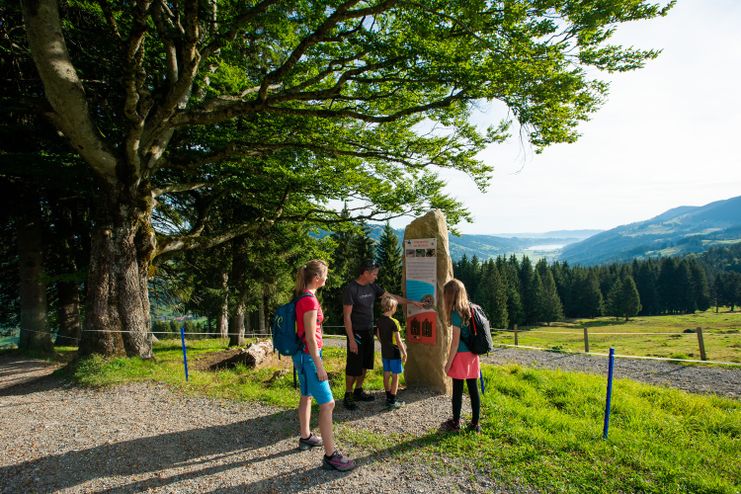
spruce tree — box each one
[538,266,564,325]
[456,254,471,288]
[677,260,696,313]
[322,208,360,329]
[634,260,660,315]
[468,255,482,302]
[689,259,711,312]
[530,270,545,324]
[505,255,524,327]
[520,256,538,325]
[376,223,402,298]
[584,270,605,317]
[607,276,641,321]
[606,278,623,320]
[352,221,376,273]
[619,276,642,321]
[476,260,508,329]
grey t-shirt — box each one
[342,280,385,332]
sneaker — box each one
[322,450,356,471]
[466,423,481,434]
[353,389,375,402]
[298,432,323,451]
[440,419,460,433]
[343,394,358,410]
[386,400,404,409]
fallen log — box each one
[208,340,274,370]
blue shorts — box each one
[382,358,403,374]
[293,351,334,405]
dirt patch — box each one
[190,347,290,371]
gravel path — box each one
[1,347,738,494]
[0,355,521,494]
[481,348,741,399]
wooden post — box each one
[514,324,519,346]
[583,326,590,353]
[696,327,707,361]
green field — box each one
[496,310,741,363]
[49,338,741,494]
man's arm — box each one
[384,291,425,308]
[343,304,358,354]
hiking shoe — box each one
[343,394,358,410]
[440,419,461,433]
[386,400,404,409]
[322,450,356,471]
[298,432,323,451]
[466,423,481,434]
[353,389,375,402]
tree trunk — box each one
[17,198,53,353]
[79,198,155,358]
[258,295,266,335]
[227,239,248,347]
[56,281,81,346]
[219,271,229,338]
[49,199,83,346]
[245,309,253,335]
[228,301,246,347]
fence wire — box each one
[3,326,740,367]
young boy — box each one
[376,295,408,408]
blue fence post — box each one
[180,324,189,382]
[602,347,615,439]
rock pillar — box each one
[403,210,453,394]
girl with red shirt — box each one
[293,260,355,471]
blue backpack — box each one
[272,293,312,356]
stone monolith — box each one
[403,210,453,394]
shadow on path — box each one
[1,408,299,493]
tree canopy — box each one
[12,0,675,356]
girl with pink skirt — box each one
[441,278,481,433]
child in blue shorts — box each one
[376,295,408,408]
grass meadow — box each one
[51,337,741,494]
[495,309,741,363]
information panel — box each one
[405,238,437,345]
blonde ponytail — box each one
[294,260,328,297]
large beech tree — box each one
[20,0,672,357]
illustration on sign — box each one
[405,238,437,345]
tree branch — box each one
[152,182,208,196]
[21,0,118,184]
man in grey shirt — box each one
[342,261,421,410]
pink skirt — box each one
[447,351,480,380]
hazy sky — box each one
[396,0,741,235]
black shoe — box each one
[343,393,358,410]
[386,399,403,409]
[440,419,461,433]
[353,389,375,402]
[466,423,481,434]
[322,450,356,471]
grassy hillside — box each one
[57,339,740,494]
[560,195,741,265]
[498,310,741,363]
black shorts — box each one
[346,330,375,376]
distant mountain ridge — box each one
[365,225,598,261]
[558,195,741,265]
